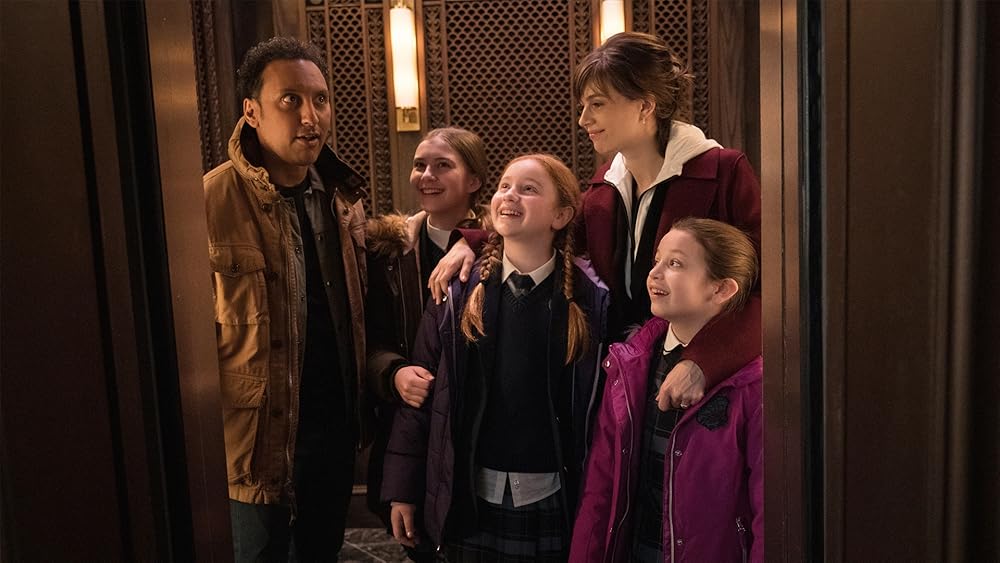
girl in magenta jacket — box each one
[570,217,763,563]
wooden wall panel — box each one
[843,3,944,559]
[1,3,125,557]
[818,0,994,560]
[759,0,802,557]
[970,5,1000,558]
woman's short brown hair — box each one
[574,32,693,153]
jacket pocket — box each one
[209,245,269,325]
[220,373,267,484]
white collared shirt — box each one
[476,467,561,508]
[500,251,557,293]
[425,219,452,251]
[663,323,686,353]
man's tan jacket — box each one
[204,118,372,504]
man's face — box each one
[243,58,331,185]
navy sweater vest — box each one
[476,275,560,472]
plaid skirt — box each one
[444,487,567,563]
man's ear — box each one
[243,98,260,128]
[712,278,740,306]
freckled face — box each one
[491,159,572,243]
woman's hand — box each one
[394,365,435,408]
[428,239,475,304]
[390,502,419,548]
[656,360,706,411]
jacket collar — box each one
[589,121,722,202]
[227,117,367,205]
[366,209,483,259]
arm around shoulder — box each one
[681,293,761,389]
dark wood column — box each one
[1,1,231,560]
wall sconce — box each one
[599,0,626,44]
[390,1,420,132]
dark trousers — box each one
[231,432,355,563]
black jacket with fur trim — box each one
[364,210,482,527]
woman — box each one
[572,31,761,405]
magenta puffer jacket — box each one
[570,317,763,563]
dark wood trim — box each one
[971,2,1000,559]
[944,1,982,560]
[707,0,747,151]
[78,1,165,558]
[144,2,233,560]
[759,0,803,560]
[819,2,847,562]
[213,0,239,135]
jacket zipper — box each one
[583,342,606,462]
[396,260,409,354]
[667,428,679,562]
[431,289,457,553]
[608,349,633,561]
[737,517,748,563]
[447,285,457,383]
[283,198,299,521]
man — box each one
[204,36,372,561]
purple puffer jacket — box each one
[570,317,763,563]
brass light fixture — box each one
[600,0,626,44]
[390,1,420,131]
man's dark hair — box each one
[237,37,329,100]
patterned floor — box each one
[340,528,409,562]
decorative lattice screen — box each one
[190,0,227,172]
[302,0,711,215]
[637,0,711,132]
[306,0,392,215]
[422,0,594,208]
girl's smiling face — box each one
[410,136,480,217]
[491,158,573,242]
[647,228,723,324]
